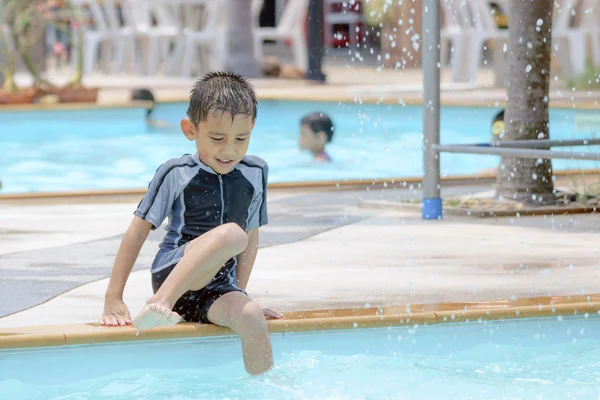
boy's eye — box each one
[236,137,248,142]
[211,137,224,142]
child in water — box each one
[299,112,335,163]
[131,88,169,129]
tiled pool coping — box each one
[1,168,598,203]
[1,294,598,350]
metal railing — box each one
[433,142,600,162]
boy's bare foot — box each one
[133,303,182,331]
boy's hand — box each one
[99,298,132,326]
[262,307,283,319]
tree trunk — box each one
[495,0,555,206]
[225,0,260,78]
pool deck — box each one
[11,63,600,110]
[1,179,600,347]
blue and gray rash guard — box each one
[134,153,268,278]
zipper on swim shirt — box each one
[218,175,224,224]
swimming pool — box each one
[1,101,599,194]
[0,315,599,399]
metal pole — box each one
[421,0,441,220]
[488,138,600,148]
[306,0,326,81]
[433,144,600,161]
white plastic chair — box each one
[551,0,585,78]
[158,0,224,77]
[580,0,600,67]
[253,0,309,71]
[440,0,470,71]
[69,0,137,74]
[551,0,600,78]
[457,0,508,83]
[252,0,265,29]
[121,0,181,75]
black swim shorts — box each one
[151,264,245,324]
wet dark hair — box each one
[493,109,504,123]
[187,71,258,126]
[301,112,335,143]
[132,88,155,117]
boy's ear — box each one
[181,118,196,141]
[316,130,329,144]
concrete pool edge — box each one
[1,294,599,350]
[0,100,153,112]
[1,168,599,203]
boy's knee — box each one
[233,302,268,338]
[217,223,249,254]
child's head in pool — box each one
[180,71,258,175]
[299,112,334,161]
[491,109,505,138]
[131,88,156,119]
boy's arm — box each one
[236,228,259,291]
[100,216,153,326]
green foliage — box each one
[565,61,600,90]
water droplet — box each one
[525,64,532,73]
[536,18,544,26]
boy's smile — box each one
[181,111,255,174]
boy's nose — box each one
[220,150,236,158]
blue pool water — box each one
[1,315,600,399]
[1,101,599,193]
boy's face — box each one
[299,124,326,152]
[181,111,254,174]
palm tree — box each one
[495,0,555,206]
[225,0,260,78]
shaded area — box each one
[0,188,383,317]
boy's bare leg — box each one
[207,291,273,375]
[133,223,249,330]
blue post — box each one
[421,0,442,220]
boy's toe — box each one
[168,312,182,324]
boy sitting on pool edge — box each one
[299,112,335,163]
[99,71,282,375]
